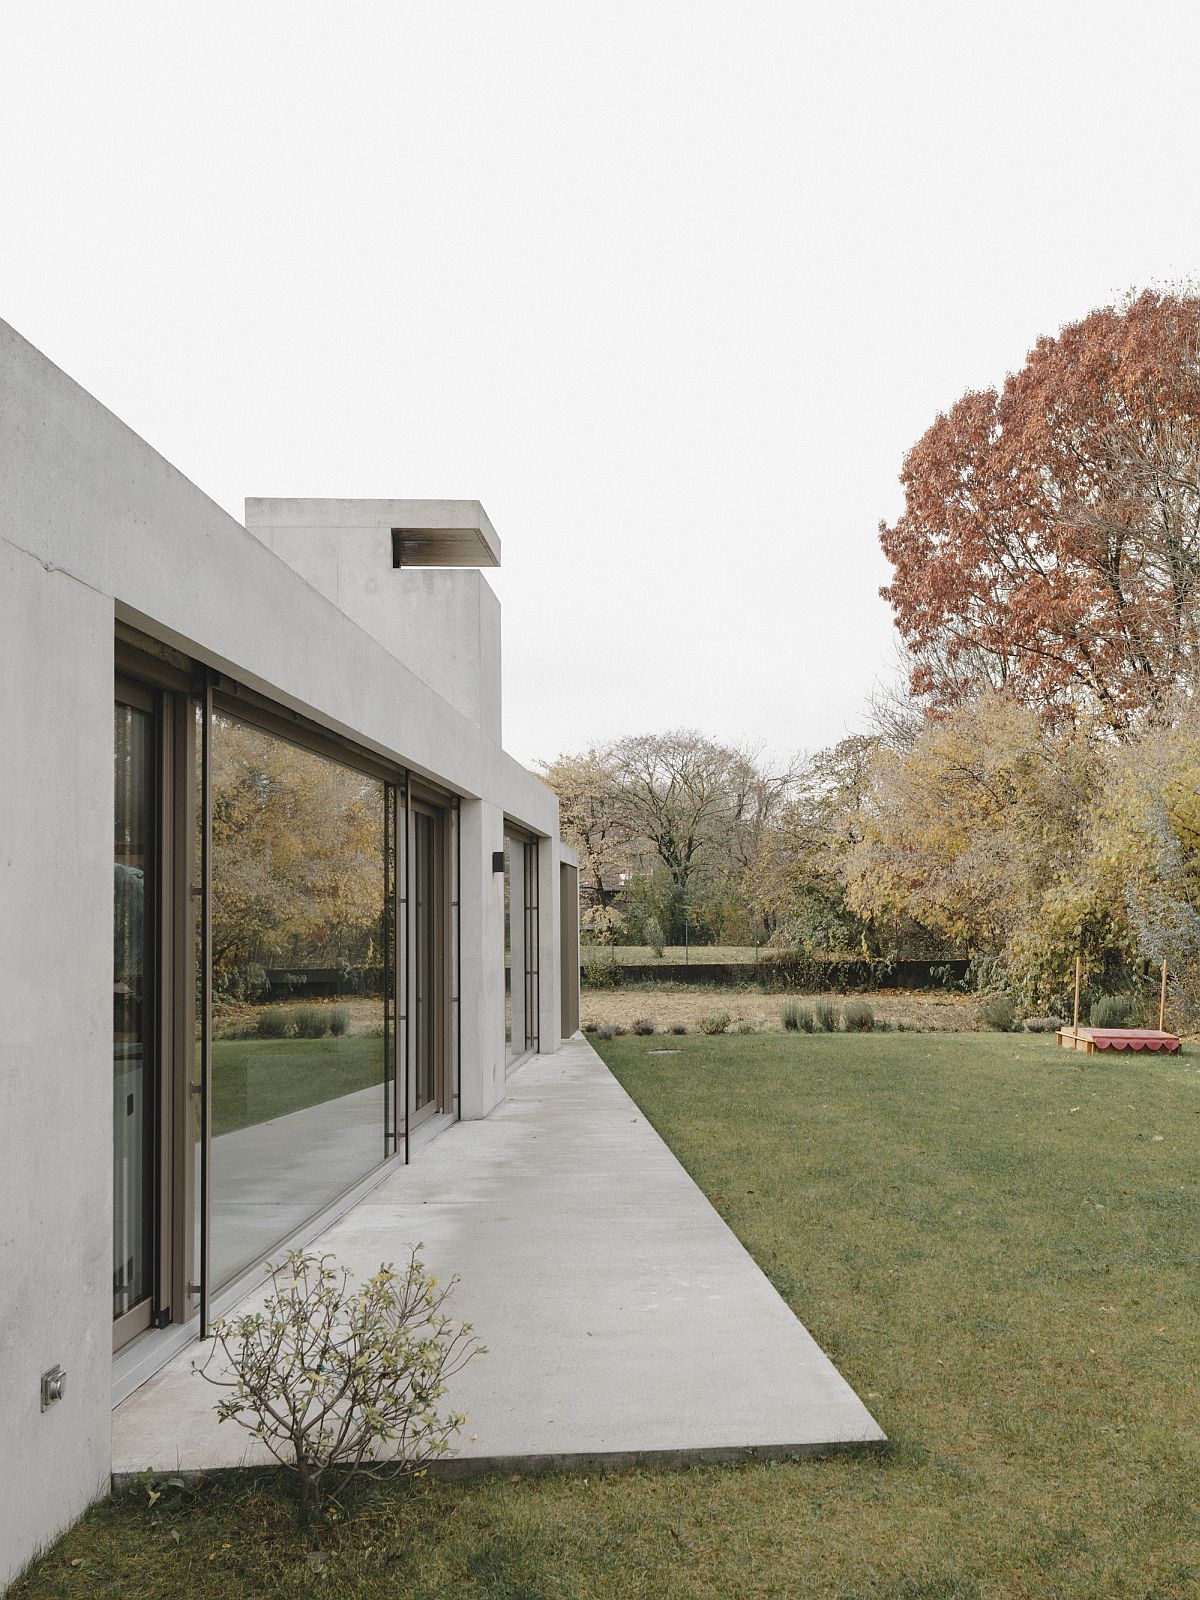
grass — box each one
[16,1032,1200,1597]
[212,1032,385,1136]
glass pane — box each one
[504,841,513,1052]
[525,839,539,1053]
[504,836,526,1065]
[384,786,397,1155]
[413,811,437,1111]
[208,713,389,1289]
[194,703,204,1316]
[449,804,459,1112]
[114,702,156,1321]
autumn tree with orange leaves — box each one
[880,292,1200,732]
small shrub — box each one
[1089,993,1142,1029]
[1024,1015,1066,1034]
[613,1023,628,1037]
[328,1005,350,1038]
[782,1000,815,1033]
[698,1011,732,1035]
[843,1000,875,1032]
[669,1022,688,1035]
[233,961,270,1003]
[632,1017,655,1036]
[929,962,967,992]
[814,1001,840,1033]
[582,952,623,989]
[644,916,666,959]
[595,1023,616,1040]
[255,1007,291,1040]
[195,1249,482,1525]
[582,1020,598,1034]
[876,1018,892,1032]
[292,1006,331,1040]
[980,992,1018,1032]
[734,1019,754,1035]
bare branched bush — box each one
[698,1011,731,1035]
[194,1249,483,1524]
[842,1000,875,1032]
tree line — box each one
[542,291,1200,1021]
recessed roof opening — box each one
[245,500,501,569]
[391,526,500,568]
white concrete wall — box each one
[0,324,551,826]
[244,509,503,745]
[0,316,566,1585]
[0,541,115,1586]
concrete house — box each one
[0,320,582,1585]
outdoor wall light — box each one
[492,851,506,873]
[40,1365,66,1411]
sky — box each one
[3,1,1200,768]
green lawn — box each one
[212,1032,385,1136]
[17,1033,1200,1597]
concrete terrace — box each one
[113,1037,885,1476]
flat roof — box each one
[244,498,501,568]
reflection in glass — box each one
[114,703,156,1322]
[504,837,527,1066]
[412,811,439,1113]
[503,842,513,1052]
[449,802,459,1114]
[194,702,205,1317]
[208,713,389,1289]
[523,838,539,1055]
[384,790,397,1154]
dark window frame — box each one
[113,629,462,1351]
[112,672,194,1351]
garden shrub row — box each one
[581,954,972,991]
[253,1004,351,1041]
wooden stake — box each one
[1073,956,1082,1032]
[1160,959,1168,1033]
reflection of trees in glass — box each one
[114,863,145,987]
[211,716,385,991]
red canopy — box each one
[1084,1028,1181,1054]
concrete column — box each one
[457,798,506,1118]
[559,862,581,1037]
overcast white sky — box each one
[3,2,1199,766]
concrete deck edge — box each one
[112,1433,888,1493]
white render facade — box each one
[0,319,580,1587]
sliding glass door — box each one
[504,828,539,1069]
[113,670,192,1352]
[408,797,450,1127]
[113,690,158,1343]
[115,636,459,1348]
[205,709,393,1290]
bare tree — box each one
[536,748,632,906]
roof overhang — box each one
[244,498,501,568]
